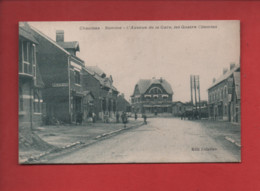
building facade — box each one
[208,63,240,121]
[82,66,119,120]
[19,23,44,129]
[172,101,185,117]
[131,78,173,114]
[230,72,241,123]
[30,26,86,124]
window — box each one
[23,41,28,62]
[20,41,34,74]
[75,71,81,84]
[149,87,162,94]
[19,87,23,111]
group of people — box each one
[76,111,148,126]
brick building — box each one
[230,72,241,123]
[19,23,44,129]
[208,63,240,121]
[30,25,86,123]
[131,78,173,114]
[82,66,119,120]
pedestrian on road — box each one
[76,111,83,125]
[121,112,127,128]
[135,113,137,120]
[142,113,147,125]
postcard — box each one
[18,20,240,164]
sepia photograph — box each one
[18,20,241,164]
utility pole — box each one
[190,75,193,105]
[194,75,198,113]
[197,75,201,119]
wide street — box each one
[45,118,241,163]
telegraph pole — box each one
[190,75,193,105]
[194,75,198,112]
[197,75,201,119]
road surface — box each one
[46,118,240,163]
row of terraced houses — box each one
[19,22,129,129]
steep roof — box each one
[19,23,39,44]
[29,23,70,55]
[86,66,106,77]
[57,41,80,51]
[208,65,240,90]
[84,66,118,92]
[135,78,173,95]
[233,72,240,99]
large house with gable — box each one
[131,78,173,114]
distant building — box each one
[19,23,44,129]
[117,94,131,112]
[131,78,173,114]
[172,101,185,117]
[208,63,240,121]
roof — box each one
[86,66,106,77]
[29,23,71,55]
[208,65,240,90]
[233,72,240,99]
[19,23,39,44]
[83,66,118,92]
[57,41,80,51]
[134,78,173,95]
[172,101,185,106]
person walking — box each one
[121,112,127,128]
[142,113,147,125]
[135,113,137,120]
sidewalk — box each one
[195,120,241,147]
[19,118,144,163]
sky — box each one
[29,21,240,102]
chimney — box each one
[160,77,163,83]
[230,63,236,70]
[56,30,64,42]
[213,78,216,83]
[223,68,228,75]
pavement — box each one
[36,118,241,164]
[19,118,144,163]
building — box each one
[29,25,86,123]
[131,78,173,114]
[230,72,241,123]
[82,66,119,120]
[19,23,44,129]
[117,94,131,112]
[172,101,185,117]
[208,63,240,121]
